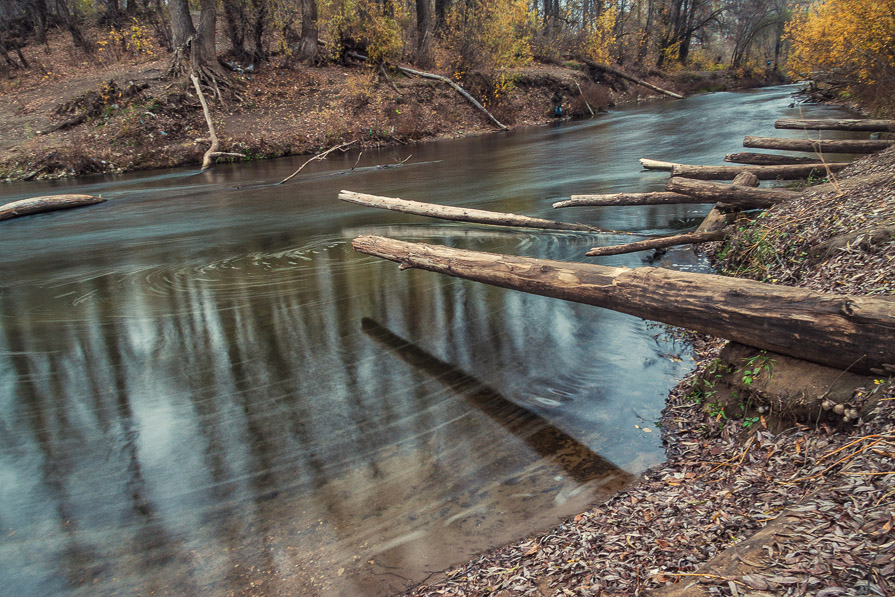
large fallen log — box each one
[585,229,727,257]
[695,171,759,233]
[744,135,894,154]
[670,162,850,180]
[578,58,684,99]
[724,152,822,166]
[0,194,106,221]
[362,318,626,483]
[553,191,699,208]
[352,236,895,375]
[666,177,800,210]
[339,190,603,232]
[774,118,895,132]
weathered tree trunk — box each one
[725,152,822,166]
[640,158,681,170]
[554,192,701,208]
[666,177,799,210]
[340,191,601,232]
[351,236,895,375]
[694,171,759,233]
[415,0,432,67]
[362,318,625,483]
[0,194,105,221]
[670,162,850,180]
[168,0,231,96]
[744,136,894,154]
[585,229,727,257]
[578,57,684,99]
[774,119,895,132]
[296,0,318,65]
[395,66,509,130]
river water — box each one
[0,86,856,595]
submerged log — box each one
[352,236,895,375]
[670,162,850,180]
[585,229,726,257]
[553,191,699,208]
[744,136,894,154]
[639,158,681,170]
[774,118,895,132]
[0,194,106,221]
[666,177,800,210]
[339,190,603,232]
[724,152,821,166]
[362,318,626,483]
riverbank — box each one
[0,29,781,182]
[407,149,895,595]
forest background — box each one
[1,0,893,179]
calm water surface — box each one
[0,86,856,595]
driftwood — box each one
[774,118,895,132]
[0,194,106,221]
[585,229,727,257]
[695,171,759,233]
[339,191,603,232]
[640,158,681,171]
[352,236,895,375]
[578,58,684,99]
[670,162,850,180]
[554,191,698,208]
[724,152,822,166]
[278,141,355,185]
[744,135,894,154]
[362,318,623,482]
[395,65,509,130]
[667,177,800,210]
[190,74,244,170]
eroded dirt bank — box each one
[407,149,895,596]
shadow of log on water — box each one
[361,318,630,485]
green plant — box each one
[741,352,774,386]
[742,416,760,429]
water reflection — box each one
[0,86,858,595]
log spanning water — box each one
[670,162,850,180]
[744,136,894,154]
[352,236,895,375]
[774,118,895,132]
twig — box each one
[779,438,888,484]
[666,572,747,586]
[380,62,402,95]
[278,141,356,185]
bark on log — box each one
[724,152,821,166]
[553,192,700,208]
[670,162,850,180]
[0,194,106,221]
[340,191,602,232]
[774,118,895,132]
[640,158,680,170]
[744,136,894,154]
[578,58,684,99]
[666,177,800,210]
[694,171,759,233]
[361,318,625,483]
[395,65,509,130]
[352,236,895,375]
[585,229,726,257]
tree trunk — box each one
[55,0,93,54]
[0,194,105,221]
[434,0,450,30]
[774,119,895,132]
[585,229,727,257]
[168,0,230,95]
[221,0,247,58]
[578,57,684,99]
[351,236,895,376]
[554,192,701,208]
[296,0,318,65]
[744,136,894,154]
[339,191,602,232]
[670,162,850,180]
[725,152,821,166]
[666,177,800,209]
[415,0,432,67]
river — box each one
[0,86,857,595]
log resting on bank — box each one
[352,236,895,375]
[577,58,684,99]
[744,136,894,154]
[339,191,603,232]
[666,177,800,210]
[553,191,700,208]
[724,152,823,166]
[0,194,106,221]
[585,229,727,257]
[774,118,895,132]
[694,171,760,233]
[670,162,850,180]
